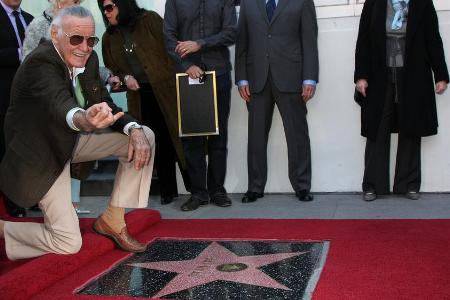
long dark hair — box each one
[97,0,144,30]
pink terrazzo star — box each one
[129,241,307,298]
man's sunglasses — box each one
[63,31,99,47]
[103,3,116,13]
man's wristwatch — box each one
[128,123,143,135]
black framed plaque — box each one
[176,71,219,137]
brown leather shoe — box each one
[93,217,146,253]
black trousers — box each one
[181,72,231,200]
[362,69,421,194]
[139,83,189,198]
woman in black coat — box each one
[97,0,191,205]
[354,0,449,201]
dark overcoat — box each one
[101,11,185,167]
[354,0,449,140]
[0,41,135,208]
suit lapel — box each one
[49,43,72,83]
[270,0,288,24]
[46,42,77,102]
[257,0,269,24]
[0,4,19,47]
[78,57,102,108]
[78,72,101,108]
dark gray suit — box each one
[235,0,318,193]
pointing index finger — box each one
[113,112,125,122]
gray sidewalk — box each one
[29,193,450,219]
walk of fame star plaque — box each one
[77,239,329,299]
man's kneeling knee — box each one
[53,232,82,255]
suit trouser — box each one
[247,75,311,194]
[182,72,231,199]
[4,127,155,260]
[362,71,421,194]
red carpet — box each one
[2,214,450,299]
[0,209,161,299]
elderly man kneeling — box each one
[0,6,155,260]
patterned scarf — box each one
[391,0,410,30]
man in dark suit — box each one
[235,0,319,203]
[0,6,155,260]
[0,0,33,217]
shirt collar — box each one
[52,41,85,80]
[73,67,86,79]
[266,0,278,5]
[0,0,22,16]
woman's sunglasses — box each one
[63,31,99,47]
[103,3,116,13]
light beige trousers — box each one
[4,127,155,260]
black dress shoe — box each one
[296,190,314,202]
[160,195,174,205]
[180,195,209,211]
[363,191,377,202]
[242,191,263,203]
[211,193,232,207]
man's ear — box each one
[50,25,59,45]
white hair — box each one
[48,0,85,5]
[50,5,93,37]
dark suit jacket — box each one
[0,4,33,115]
[0,41,136,208]
[235,0,318,93]
[354,0,449,139]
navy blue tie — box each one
[266,0,276,21]
[12,11,25,42]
